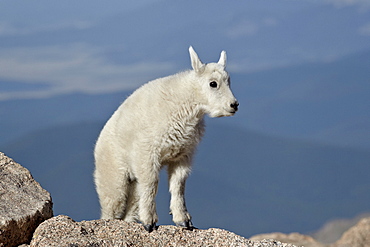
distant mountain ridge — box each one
[0,91,130,146]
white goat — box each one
[94,46,238,232]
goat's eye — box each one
[210,81,217,88]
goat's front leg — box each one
[168,161,194,230]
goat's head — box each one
[189,46,238,118]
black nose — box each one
[230,101,239,111]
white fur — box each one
[94,46,238,228]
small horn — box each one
[218,50,227,67]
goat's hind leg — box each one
[123,179,139,222]
[96,170,131,220]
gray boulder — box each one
[30,215,298,247]
[312,213,370,244]
[332,217,370,247]
[0,152,53,247]
[250,216,370,247]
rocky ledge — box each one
[29,215,297,247]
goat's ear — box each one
[189,46,204,73]
[218,50,227,67]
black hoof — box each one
[143,223,158,233]
[176,220,195,230]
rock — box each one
[332,217,370,247]
[30,215,298,247]
[250,232,325,247]
[250,217,370,247]
[312,213,370,244]
[0,152,53,247]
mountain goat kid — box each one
[94,46,238,232]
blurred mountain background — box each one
[0,0,369,241]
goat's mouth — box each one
[222,108,237,117]
[209,108,237,118]
[227,107,238,114]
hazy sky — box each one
[0,0,369,100]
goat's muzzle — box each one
[230,101,239,112]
